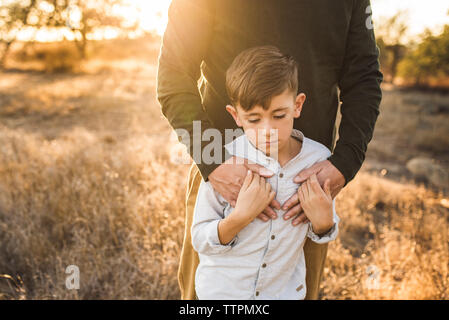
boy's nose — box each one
[260,127,278,140]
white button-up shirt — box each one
[192,129,340,300]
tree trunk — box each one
[74,30,87,60]
[390,45,401,83]
[0,41,13,69]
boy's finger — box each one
[297,185,304,204]
[241,169,253,191]
[310,173,327,198]
[301,182,309,200]
[257,175,265,190]
[265,180,272,193]
[310,173,321,190]
[268,190,276,205]
[305,178,312,198]
[250,172,260,187]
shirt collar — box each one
[224,129,305,174]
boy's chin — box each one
[257,142,280,156]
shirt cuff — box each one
[328,143,363,187]
[307,222,338,244]
[206,220,238,254]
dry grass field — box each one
[0,37,448,299]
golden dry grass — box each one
[0,123,188,299]
[0,37,448,299]
[323,173,448,299]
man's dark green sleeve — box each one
[328,0,383,186]
[156,0,230,181]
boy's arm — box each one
[217,170,276,244]
[193,170,275,252]
[307,198,340,244]
[191,181,239,255]
[217,214,246,246]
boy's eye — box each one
[248,119,260,123]
[274,114,286,119]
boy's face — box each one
[226,88,306,157]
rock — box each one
[402,97,449,115]
[425,103,449,115]
[435,104,449,114]
[406,157,449,189]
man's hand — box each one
[208,156,281,221]
[282,160,345,226]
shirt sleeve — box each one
[157,0,231,182]
[307,198,340,244]
[328,0,383,186]
[191,180,238,255]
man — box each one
[157,0,382,300]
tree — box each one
[0,0,135,68]
[64,0,133,59]
[375,11,409,83]
[398,25,449,86]
[0,0,41,68]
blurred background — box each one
[0,0,447,299]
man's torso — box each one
[200,0,355,152]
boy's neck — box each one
[267,136,302,168]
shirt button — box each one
[279,173,284,178]
[262,263,267,268]
[271,235,275,240]
[255,291,260,296]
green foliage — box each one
[398,26,449,84]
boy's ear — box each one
[226,104,243,127]
[294,93,306,118]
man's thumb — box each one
[246,163,274,178]
[294,168,313,183]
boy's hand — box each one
[297,174,334,235]
[282,160,344,226]
[208,156,281,220]
[231,170,276,227]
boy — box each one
[191,46,340,300]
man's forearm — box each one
[157,0,225,181]
[332,0,383,186]
[158,87,232,181]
